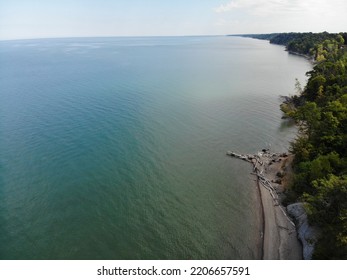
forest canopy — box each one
[237,32,347,259]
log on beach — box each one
[227,149,302,259]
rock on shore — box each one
[227,150,303,259]
[287,203,321,260]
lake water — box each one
[0,36,311,259]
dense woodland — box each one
[241,32,347,259]
[237,32,347,57]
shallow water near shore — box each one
[0,36,311,259]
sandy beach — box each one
[227,151,302,259]
[259,154,302,259]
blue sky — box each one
[1,0,346,40]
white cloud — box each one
[212,0,347,34]
[214,1,241,13]
[214,0,335,16]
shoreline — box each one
[227,150,302,259]
[259,153,302,259]
[255,166,266,259]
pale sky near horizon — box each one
[0,0,346,40]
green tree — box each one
[278,33,347,258]
[304,175,347,259]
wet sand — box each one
[227,151,302,259]
[258,153,302,259]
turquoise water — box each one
[0,36,311,259]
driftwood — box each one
[227,150,295,227]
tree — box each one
[278,33,347,258]
[304,175,347,259]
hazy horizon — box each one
[1,32,346,43]
[1,0,346,41]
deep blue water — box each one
[0,36,311,259]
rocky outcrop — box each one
[287,203,320,259]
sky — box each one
[0,0,346,40]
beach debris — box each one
[226,149,295,227]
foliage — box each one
[304,175,347,259]
[240,32,347,58]
[281,33,347,259]
[240,31,347,259]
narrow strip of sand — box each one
[227,151,302,259]
[260,154,302,259]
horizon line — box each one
[1,31,345,42]
[0,34,227,42]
